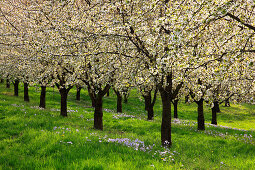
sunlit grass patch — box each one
[1,92,13,96]
[218,103,255,131]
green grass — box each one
[0,82,254,169]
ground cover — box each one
[0,83,254,169]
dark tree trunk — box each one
[59,88,68,117]
[88,87,96,107]
[0,79,3,83]
[124,94,128,103]
[225,98,230,107]
[107,90,110,97]
[76,86,82,101]
[185,95,189,103]
[6,79,10,88]
[39,86,46,108]
[114,89,122,113]
[211,101,217,125]
[147,104,154,120]
[159,88,172,147]
[24,82,29,102]
[89,93,96,107]
[144,93,151,111]
[88,91,95,107]
[144,93,154,120]
[91,84,110,130]
[94,97,103,130]
[173,99,178,119]
[214,101,220,112]
[197,98,205,130]
[116,93,122,113]
[14,80,19,96]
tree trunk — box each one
[144,93,154,120]
[6,79,10,88]
[88,88,95,107]
[116,92,122,113]
[159,88,172,147]
[107,90,110,97]
[24,82,29,102]
[14,80,19,96]
[144,93,150,110]
[225,98,230,107]
[94,97,103,130]
[214,101,220,112]
[39,86,46,108]
[147,104,154,120]
[197,98,205,130]
[59,88,68,117]
[185,95,189,103]
[173,99,178,119]
[114,89,122,113]
[89,92,95,107]
[0,79,3,83]
[124,94,128,103]
[76,86,82,101]
[211,101,217,125]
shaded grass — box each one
[0,82,254,169]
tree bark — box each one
[159,88,172,147]
[91,84,110,130]
[114,90,122,113]
[6,79,10,88]
[147,104,154,120]
[225,98,230,107]
[185,95,189,103]
[59,88,68,117]
[14,80,19,96]
[211,101,217,125]
[39,86,46,108]
[144,88,158,120]
[0,79,3,83]
[88,86,96,107]
[76,86,82,101]
[197,98,205,130]
[144,92,151,111]
[88,92,95,107]
[124,93,128,103]
[144,93,154,120]
[173,99,178,119]
[24,82,29,102]
[107,90,110,97]
[214,101,220,112]
[94,97,103,130]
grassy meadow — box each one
[0,82,254,169]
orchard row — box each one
[0,0,254,146]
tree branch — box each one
[226,13,255,32]
[151,86,158,106]
[0,7,20,32]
